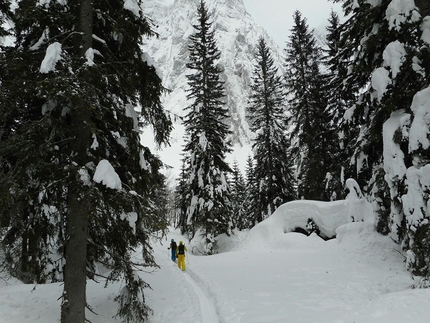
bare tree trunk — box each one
[61,1,93,322]
[61,190,89,323]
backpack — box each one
[178,244,185,255]
[171,241,177,250]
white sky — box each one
[243,0,344,47]
[158,0,343,48]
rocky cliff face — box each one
[142,0,284,150]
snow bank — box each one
[232,179,374,251]
[336,222,400,262]
[272,200,344,235]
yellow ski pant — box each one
[177,254,186,271]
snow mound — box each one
[235,199,348,251]
[336,222,402,265]
[232,179,375,251]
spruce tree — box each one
[243,155,259,229]
[331,0,425,194]
[321,10,356,201]
[182,0,232,254]
[0,1,171,322]
[175,156,192,235]
[249,37,295,220]
[230,160,248,230]
[284,11,330,201]
[332,0,430,282]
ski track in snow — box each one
[146,235,223,323]
[183,269,221,323]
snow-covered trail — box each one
[144,225,418,323]
[1,224,428,323]
[183,270,220,323]
[145,231,222,323]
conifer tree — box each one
[151,175,171,231]
[322,9,357,200]
[249,37,295,220]
[331,0,425,194]
[332,0,430,283]
[175,157,192,235]
[230,160,248,230]
[182,0,232,254]
[331,0,425,231]
[243,155,259,228]
[0,1,171,322]
[284,11,331,201]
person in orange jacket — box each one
[176,241,187,271]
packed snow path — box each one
[145,231,223,323]
[2,224,430,322]
[144,225,427,323]
[183,270,220,323]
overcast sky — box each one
[158,0,344,48]
[243,0,344,47]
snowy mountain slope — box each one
[141,0,284,174]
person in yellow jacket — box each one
[176,241,187,271]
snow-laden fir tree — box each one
[328,0,396,232]
[284,11,331,201]
[332,0,430,284]
[229,159,248,230]
[248,37,295,221]
[175,156,192,234]
[243,155,260,228]
[182,0,232,254]
[321,10,358,201]
[0,1,172,322]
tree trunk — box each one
[61,190,89,323]
[61,1,93,322]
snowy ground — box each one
[1,214,430,322]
